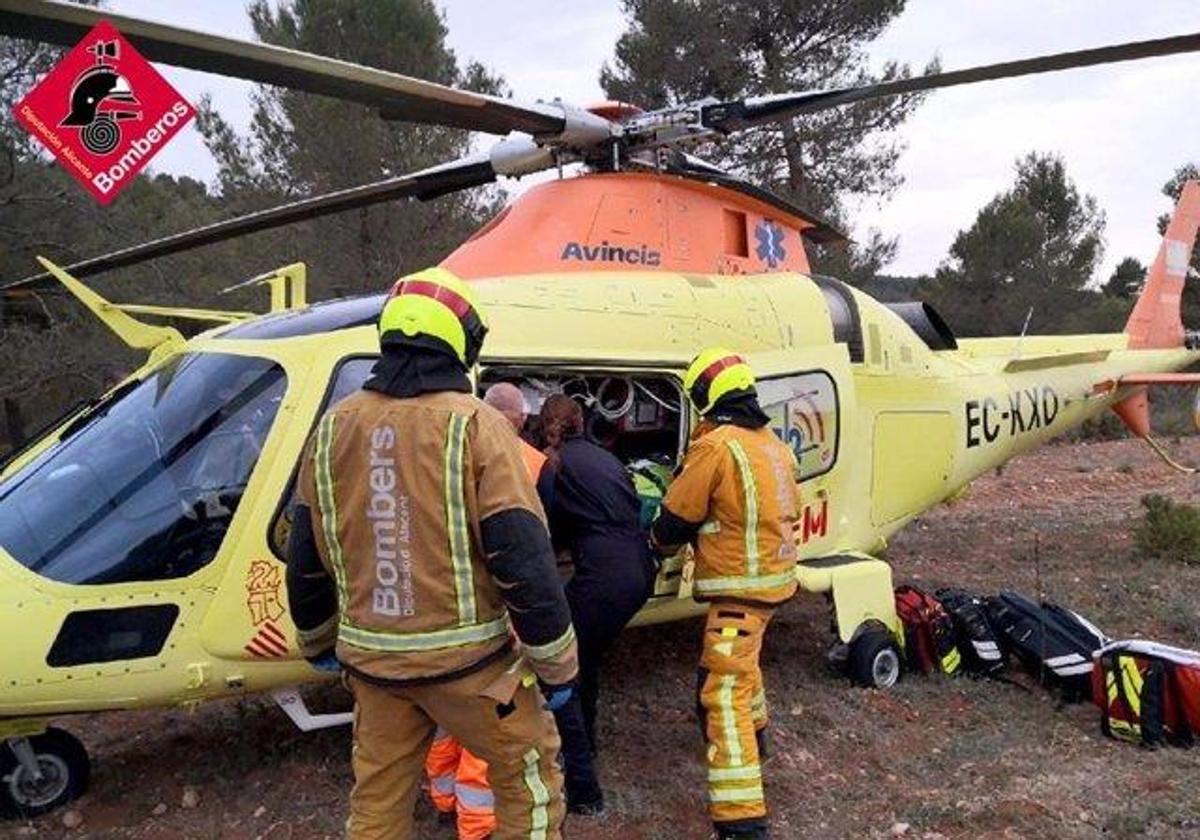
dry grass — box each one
[11,437,1200,839]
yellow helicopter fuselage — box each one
[0,268,1194,726]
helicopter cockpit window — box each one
[0,353,286,585]
[813,276,864,363]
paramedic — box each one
[424,381,547,840]
[539,393,658,814]
[484,381,548,486]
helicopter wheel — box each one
[847,625,903,690]
[0,728,90,819]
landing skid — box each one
[271,686,353,732]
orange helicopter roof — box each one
[442,170,844,280]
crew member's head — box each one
[683,347,757,415]
[378,267,488,368]
[484,382,528,434]
[540,394,584,451]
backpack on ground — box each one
[935,587,1005,675]
[894,585,962,675]
[1092,640,1200,748]
[984,590,1109,701]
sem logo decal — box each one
[755,220,787,268]
[12,21,195,204]
[246,559,286,626]
[560,241,662,266]
[799,499,828,544]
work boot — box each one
[715,823,768,840]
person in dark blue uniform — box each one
[537,394,658,814]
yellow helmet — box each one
[379,267,489,366]
[683,347,756,415]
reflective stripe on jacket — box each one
[659,423,799,605]
[298,388,575,683]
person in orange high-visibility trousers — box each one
[426,728,495,840]
[418,382,546,840]
[651,348,800,840]
[484,382,548,488]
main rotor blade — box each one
[1,156,497,294]
[704,31,1200,131]
[0,0,569,136]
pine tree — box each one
[197,0,506,297]
[1102,257,1146,299]
[599,0,936,281]
[924,153,1107,336]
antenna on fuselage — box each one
[1012,306,1034,359]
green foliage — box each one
[923,152,1114,336]
[1,0,506,452]
[600,0,937,283]
[1,5,241,452]
[1134,494,1200,565]
[196,0,506,299]
[1102,256,1146,299]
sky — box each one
[103,0,1200,282]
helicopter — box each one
[2,0,1200,819]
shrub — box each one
[1134,494,1200,564]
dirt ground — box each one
[8,437,1200,839]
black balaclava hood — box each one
[364,335,471,399]
[705,389,770,429]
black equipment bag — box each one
[935,587,1005,675]
[984,590,1109,701]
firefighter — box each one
[285,267,578,840]
[650,348,800,840]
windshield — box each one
[0,352,286,585]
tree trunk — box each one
[3,396,25,452]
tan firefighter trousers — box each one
[697,603,773,826]
[345,654,565,840]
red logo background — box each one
[12,21,195,205]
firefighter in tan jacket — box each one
[651,348,800,840]
[286,268,578,840]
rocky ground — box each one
[8,437,1200,839]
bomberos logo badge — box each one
[12,20,195,205]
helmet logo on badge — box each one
[59,40,141,155]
